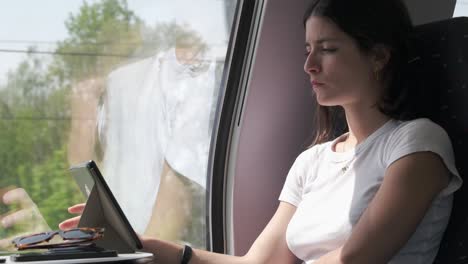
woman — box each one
[60,0,462,263]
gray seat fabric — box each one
[405,17,468,264]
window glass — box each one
[453,0,468,16]
[0,0,237,251]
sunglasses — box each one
[12,227,105,250]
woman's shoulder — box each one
[382,117,455,166]
[295,141,332,164]
[388,117,449,141]
[305,140,333,155]
[394,117,445,132]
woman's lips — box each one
[311,80,324,88]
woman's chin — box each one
[315,97,339,107]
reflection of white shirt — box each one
[158,50,216,188]
[100,56,164,233]
[280,118,462,264]
[98,48,217,232]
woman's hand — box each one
[0,187,51,250]
[58,203,86,230]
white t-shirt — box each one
[279,118,462,264]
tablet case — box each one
[69,161,143,254]
[10,246,117,262]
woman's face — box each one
[304,16,382,107]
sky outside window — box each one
[0,0,228,85]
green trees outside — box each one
[56,0,143,82]
[0,0,192,243]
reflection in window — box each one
[453,0,468,17]
[0,0,236,251]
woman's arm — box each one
[141,202,298,264]
[316,151,450,264]
[67,78,105,165]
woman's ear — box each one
[371,44,391,71]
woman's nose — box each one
[304,54,321,74]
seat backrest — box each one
[405,17,468,264]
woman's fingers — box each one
[68,203,86,214]
[2,188,34,207]
[58,216,81,230]
[0,208,34,228]
[58,203,85,230]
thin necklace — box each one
[341,161,352,174]
[337,137,354,174]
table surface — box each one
[0,253,157,264]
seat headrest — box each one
[406,17,468,264]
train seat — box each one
[404,16,468,264]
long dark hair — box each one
[305,0,415,145]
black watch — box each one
[180,244,193,264]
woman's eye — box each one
[321,48,338,53]
[304,47,337,56]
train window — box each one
[453,0,468,16]
[0,0,237,251]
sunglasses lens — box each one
[17,233,53,245]
[61,229,96,240]
[13,228,103,250]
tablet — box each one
[69,160,143,253]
